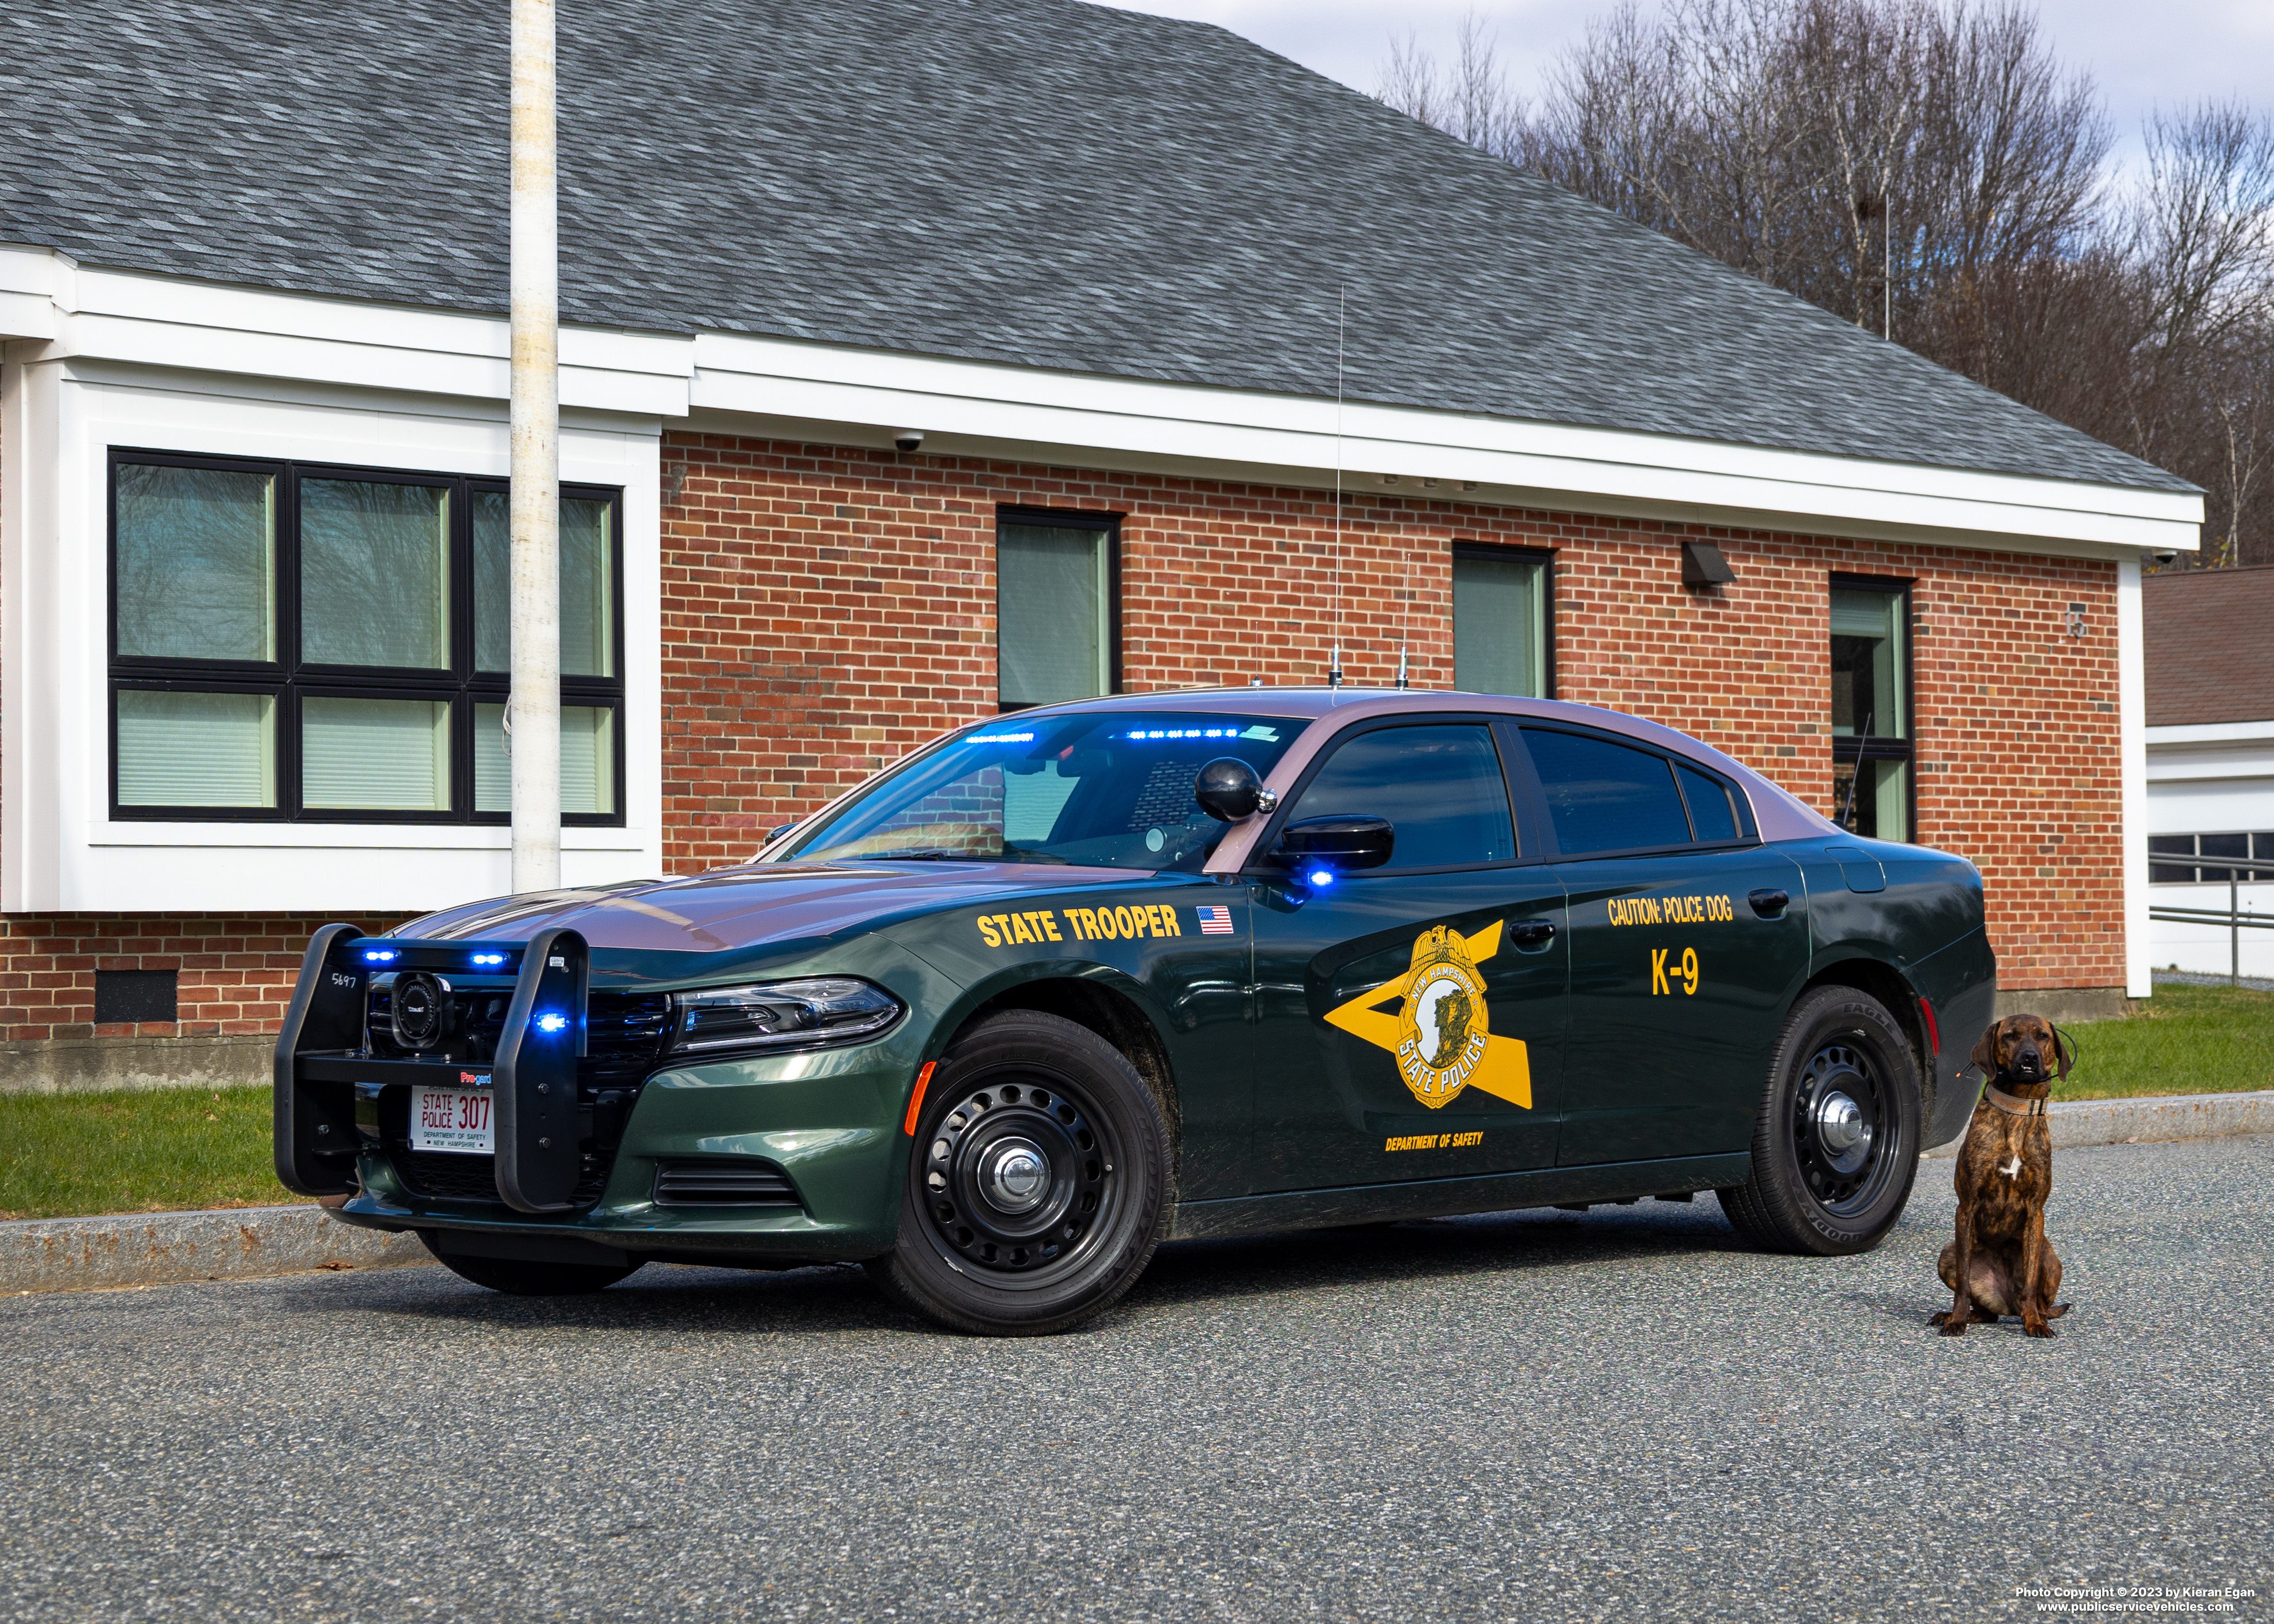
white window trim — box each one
[2,358,663,912]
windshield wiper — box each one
[867,846,1071,865]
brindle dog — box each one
[1932,1014,2075,1337]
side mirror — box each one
[1276,815,1395,872]
[1195,756,1272,822]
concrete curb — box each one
[6,1091,2269,1294]
[1,1204,430,1295]
[1925,1089,2274,1158]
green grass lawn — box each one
[0,1085,304,1222]
[2055,981,2274,1100]
[1,984,2267,1220]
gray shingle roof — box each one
[0,0,2192,494]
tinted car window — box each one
[1676,762,1741,843]
[786,712,1298,872]
[1524,729,1692,855]
[1286,724,1516,868]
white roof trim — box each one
[2146,719,2274,745]
[2,244,2203,558]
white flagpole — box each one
[509,0,560,894]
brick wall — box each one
[1546,527,2121,990]
[0,915,397,1043]
[661,432,2122,990]
[0,430,2124,1052]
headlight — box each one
[666,978,903,1058]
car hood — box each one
[393,862,1138,956]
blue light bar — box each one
[362,948,398,963]
[470,952,506,967]
[534,1012,570,1034]
[965,732,1035,744]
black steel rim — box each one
[1790,1037,1893,1217]
[916,1071,1119,1280]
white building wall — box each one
[2144,721,2274,979]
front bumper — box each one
[334,1037,918,1265]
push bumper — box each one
[333,1038,920,1267]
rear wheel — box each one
[867,1010,1171,1336]
[1719,985,1921,1255]
[420,1235,642,1295]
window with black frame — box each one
[997,507,1117,711]
[2149,832,2274,884]
[1829,576,1912,841]
[108,451,624,823]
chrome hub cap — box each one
[1791,1040,1889,1212]
[980,1138,1050,1214]
[1815,1091,1866,1155]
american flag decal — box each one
[1196,905,1235,936]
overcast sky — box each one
[1113,0,2274,169]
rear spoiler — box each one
[273,925,590,1213]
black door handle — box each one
[1509,919,1557,945]
[1748,888,1791,918]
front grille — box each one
[373,989,673,1211]
[394,1150,616,1207]
[363,986,672,1082]
[653,1158,800,1208]
[584,992,674,1082]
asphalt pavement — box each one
[3,1136,2269,1623]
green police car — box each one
[279,689,1994,1335]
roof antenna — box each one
[1327,285,1346,689]
[1394,533,1413,689]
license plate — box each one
[411,1078,494,1154]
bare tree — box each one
[2134,101,2274,359]
[1377,10,1526,163]
[2102,102,2274,561]
[1381,1,2274,565]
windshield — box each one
[781,711,1304,872]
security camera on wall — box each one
[894,429,925,453]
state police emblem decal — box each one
[1396,927,1488,1103]
[1324,920,1534,1110]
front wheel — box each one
[866,1010,1171,1335]
[1718,985,1922,1255]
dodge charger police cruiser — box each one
[278,689,1994,1335]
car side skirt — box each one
[1166,1153,1752,1242]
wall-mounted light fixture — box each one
[1680,541,1737,589]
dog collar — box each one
[1983,1083,2049,1117]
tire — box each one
[420,1234,642,1295]
[1718,984,1922,1256]
[866,1009,1172,1336]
